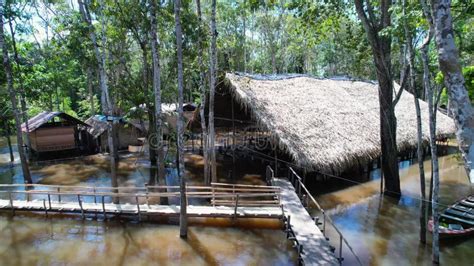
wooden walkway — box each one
[273,177,338,265]
[0,199,282,219]
[0,183,283,220]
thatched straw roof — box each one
[225,73,456,172]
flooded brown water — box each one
[0,141,296,265]
[0,214,295,265]
[1,137,473,265]
[312,154,473,265]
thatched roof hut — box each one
[221,73,455,172]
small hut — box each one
[21,111,92,155]
[85,115,145,151]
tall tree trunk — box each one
[196,0,210,184]
[8,19,30,147]
[87,66,95,116]
[403,0,426,243]
[0,0,32,184]
[150,0,167,204]
[430,0,474,183]
[242,0,246,73]
[424,46,441,265]
[5,121,14,163]
[354,0,401,196]
[174,0,187,238]
[78,0,119,198]
[209,0,218,183]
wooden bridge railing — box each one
[287,167,363,266]
[0,182,281,210]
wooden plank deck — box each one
[0,199,283,219]
[273,177,338,265]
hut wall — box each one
[29,126,75,152]
[98,125,144,151]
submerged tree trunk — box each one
[175,0,187,238]
[1,1,32,184]
[78,0,119,198]
[196,0,210,184]
[150,0,167,205]
[209,0,218,183]
[430,0,474,183]
[354,0,401,196]
[5,121,14,163]
[403,0,426,243]
[424,48,441,264]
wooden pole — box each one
[231,98,236,181]
[274,145,278,177]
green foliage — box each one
[436,66,474,105]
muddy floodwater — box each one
[0,214,294,265]
[0,141,296,265]
[1,137,473,265]
[312,154,473,265]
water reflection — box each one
[0,142,296,265]
[0,214,295,265]
[313,154,473,265]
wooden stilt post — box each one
[274,145,278,177]
[231,96,236,181]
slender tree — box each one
[0,0,32,184]
[7,17,30,147]
[4,120,14,163]
[196,0,210,184]
[419,0,441,262]
[430,0,474,183]
[78,0,119,196]
[174,0,187,238]
[354,0,404,196]
[209,0,217,183]
[149,0,167,203]
[402,0,427,243]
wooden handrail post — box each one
[57,187,61,202]
[102,195,106,220]
[212,186,215,206]
[48,193,52,209]
[93,187,97,204]
[136,196,141,222]
[145,185,149,206]
[9,192,14,216]
[43,199,47,216]
[234,194,240,219]
[339,234,343,262]
[323,213,326,237]
[78,194,84,220]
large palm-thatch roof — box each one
[225,73,455,172]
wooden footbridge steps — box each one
[0,183,283,220]
[266,166,363,266]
